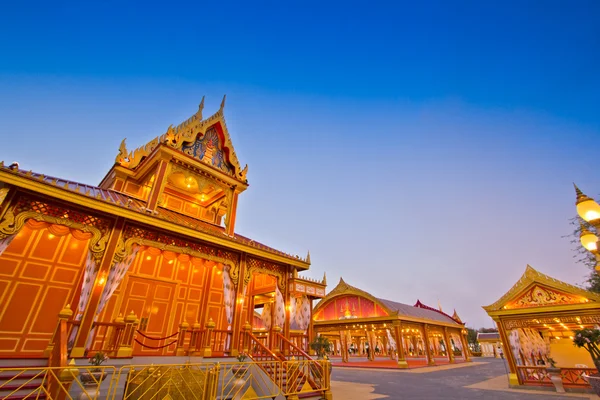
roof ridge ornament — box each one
[220,94,226,113]
[197,96,205,120]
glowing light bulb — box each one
[48,233,55,240]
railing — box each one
[0,364,118,400]
[561,367,598,386]
[217,361,280,400]
[0,360,329,400]
[516,366,597,387]
[282,360,329,396]
[119,362,217,400]
[275,333,314,362]
[244,331,280,363]
[210,329,232,354]
[88,321,125,355]
[290,333,309,353]
[134,329,180,351]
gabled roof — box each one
[483,265,600,312]
[477,332,500,341]
[380,298,462,325]
[315,278,463,326]
[115,97,248,183]
[0,164,308,265]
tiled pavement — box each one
[331,358,600,400]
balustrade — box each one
[516,365,597,388]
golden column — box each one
[422,324,435,366]
[230,254,247,357]
[393,322,409,369]
[461,329,472,362]
[496,319,520,385]
[443,327,455,363]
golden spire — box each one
[574,183,590,204]
[322,272,327,285]
[197,96,205,119]
[220,94,227,112]
[306,250,311,263]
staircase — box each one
[0,358,48,400]
[244,332,327,399]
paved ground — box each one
[331,358,600,400]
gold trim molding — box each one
[0,209,108,265]
[122,237,240,287]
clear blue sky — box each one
[1,1,599,328]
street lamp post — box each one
[575,184,600,271]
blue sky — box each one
[1,1,599,327]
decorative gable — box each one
[505,284,590,309]
[483,265,600,312]
[181,127,234,175]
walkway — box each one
[331,358,600,399]
[330,355,466,369]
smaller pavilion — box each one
[312,278,469,368]
[477,332,502,357]
[483,265,600,388]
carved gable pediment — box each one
[181,127,234,175]
[506,284,590,309]
[483,265,600,312]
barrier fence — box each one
[0,360,330,400]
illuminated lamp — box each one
[580,225,599,253]
[575,185,600,223]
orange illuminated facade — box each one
[313,278,470,368]
[0,99,325,366]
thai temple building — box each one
[483,265,600,390]
[312,278,470,368]
[477,332,502,358]
[0,99,331,400]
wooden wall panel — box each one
[106,248,220,356]
[0,225,89,357]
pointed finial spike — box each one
[197,96,205,119]
[306,250,311,263]
[220,94,226,111]
[322,272,327,285]
[574,183,583,196]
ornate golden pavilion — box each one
[312,278,470,367]
[483,265,600,388]
[0,98,326,365]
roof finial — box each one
[322,272,327,285]
[574,183,591,204]
[306,250,311,263]
[197,96,205,119]
[220,94,227,112]
[438,299,443,312]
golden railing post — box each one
[51,358,79,400]
[323,358,333,400]
[44,304,73,363]
[110,313,125,356]
[189,321,201,355]
[117,310,138,357]
[176,321,189,356]
[242,321,251,354]
[272,325,282,353]
[204,318,215,357]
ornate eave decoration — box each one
[483,265,600,312]
[115,96,248,183]
[245,256,286,292]
[313,277,395,316]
